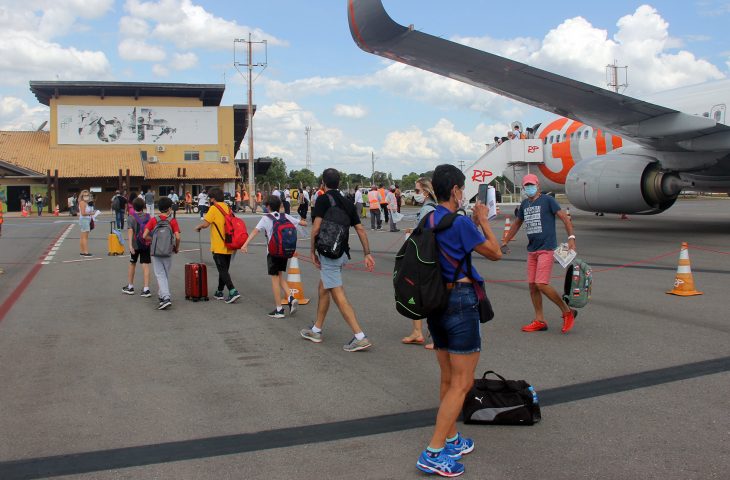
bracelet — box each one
[568,235,576,240]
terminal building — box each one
[0,81,253,212]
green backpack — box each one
[563,259,592,308]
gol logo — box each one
[527,145,540,153]
[471,170,493,182]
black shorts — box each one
[130,249,151,264]
[267,254,288,276]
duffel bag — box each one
[462,370,541,425]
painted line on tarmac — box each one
[0,355,727,479]
[0,224,72,323]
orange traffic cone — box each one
[502,217,511,243]
[666,242,702,296]
[53,205,59,216]
[281,254,310,305]
[21,209,28,217]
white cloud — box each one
[0,1,113,87]
[170,52,198,70]
[121,0,287,51]
[0,96,49,130]
[152,64,169,77]
[250,101,373,171]
[333,104,367,119]
[118,38,166,62]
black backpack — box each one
[316,192,352,259]
[393,211,459,319]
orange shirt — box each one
[378,188,387,204]
[256,192,262,202]
[235,191,241,202]
[243,191,250,201]
[185,193,192,203]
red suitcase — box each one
[185,233,209,301]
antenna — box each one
[305,126,312,170]
[606,60,628,93]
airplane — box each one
[347,0,730,214]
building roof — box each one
[0,131,144,178]
[29,81,226,107]
[143,162,239,180]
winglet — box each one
[348,0,407,54]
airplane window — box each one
[584,130,589,139]
[543,137,547,144]
[549,135,553,143]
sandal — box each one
[424,343,435,350]
[401,335,425,345]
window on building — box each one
[549,135,554,143]
[140,151,148,162]
[204,151,219,162]
[184,151,200,161]
[158,185,175,196]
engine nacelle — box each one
[565,154,682,214]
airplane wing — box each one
[348,0,730,152]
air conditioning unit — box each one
[220,156,230,163]
[149,156,159,163]
[156,145,166,152]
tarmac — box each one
[0,200,728,480]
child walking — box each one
[123,197,152,297]
[241,195,306,318]
[143,197,181,310]
[194,187,241,304]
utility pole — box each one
[234,34,267,211]
[606,59,628,94]
[458,159,465,171]
[305,126,312,170]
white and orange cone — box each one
[281,254,310,305]
[502,217,511,244]
[21,209,28,218]
[666,242,702,296]
[53,204,59,216]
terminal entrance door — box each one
[6,185,30,211]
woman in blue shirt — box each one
[416,164,502,477]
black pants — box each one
[297,202,308,220]
[283,200,291,215]
[213,253,235,292]
[381,204,389,223]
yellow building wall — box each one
[48,96,235,165]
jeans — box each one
[146,203,154,215]
[115,210,125,229]
[151,255,173,300]
[370,209,381,229]
[213,253,235,292]
[36,204,42,216]
[389,212,398,231]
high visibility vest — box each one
[368,191,380,209]
[378,188,387,204]
[235,192,241,202]
[256,192,262,202]
[243,191,250,201]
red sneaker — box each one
[561,309,577,334]
[521,320,548,332]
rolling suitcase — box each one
[108,221,125,256]
[185,232,208,301]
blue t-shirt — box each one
[517,194,561,252]
[431,206,486,282]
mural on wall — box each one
[57,106,218,145]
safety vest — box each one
[378,188,387,204]
[243,191,250,202]
[256,192,262,202]
[235,191,241,202]
[0,201,4,224]
[368,190,380,209]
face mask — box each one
[524,185,538,197]
[414,194,425,204]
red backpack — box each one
[213,203,248,250]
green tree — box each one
[372,171,389,186]
[260,157,288,188]
[289,168,317,189]
[400,172,420,189]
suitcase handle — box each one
[480,370,509,383]
[110,221,115,234]
[198,230,203,263]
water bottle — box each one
[528,386,538,404]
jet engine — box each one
[565,154,683,214]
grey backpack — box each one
[151,216,175,257]
[563,259,592,308]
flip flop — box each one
[401,336,425,345]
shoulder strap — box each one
[213,202,229,217]
[326,191,337,207]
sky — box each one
[1,0,730,177]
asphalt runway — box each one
[0,199,728,479]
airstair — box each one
[463,138,545,203]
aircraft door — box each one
[710,104,726,124]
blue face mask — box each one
[524,185,538,197]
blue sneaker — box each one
[444,434,475,459]
[416,449,464,477]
